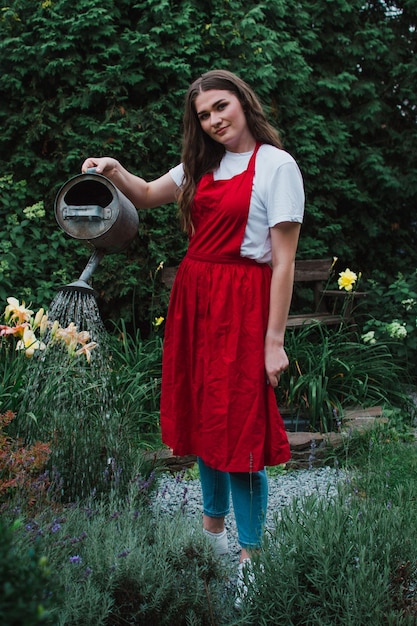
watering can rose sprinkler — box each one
[54,168,139,294]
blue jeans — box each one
[197,457,268,550]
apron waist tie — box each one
[186,252,267,267]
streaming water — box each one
[47,288,106,334]
[19,288,124,502]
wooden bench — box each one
[161,258,365,329]
[287,258,359,328]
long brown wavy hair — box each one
[178,69,283,233]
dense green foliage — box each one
[277,322,414,431]
[361,268,417,373]
[0,175,89,309]
[1,0,416,328]
[0,518,56,625]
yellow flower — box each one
[152,316,165,327]
[39,313,49,337]
[33,307,45,330]
[16,327,45,357]
[53,323,96,359]
[50,320,60,337]
[4,297,34,324]
[338,268,357,292]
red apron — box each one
[160,144,290,472]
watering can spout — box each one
[58,280,97,295]
[58,249,106,295]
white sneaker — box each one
[234,558,255,609]
[203,528,228,555]
[234,558,264,610]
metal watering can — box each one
[54,169,139,294]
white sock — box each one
[203,528,228,555]
[203,528,227,539]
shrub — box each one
[240,442,417,624]
[18,331,164,502]
[0,411,51,510]
[2,0,417,329]
[18,350,131,502]
[361,270,417,381]
[277,322,413,432]
[0,518,57,625]
[13,489,232,626]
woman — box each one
[82,69,304,603]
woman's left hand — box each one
[265,338,289,388]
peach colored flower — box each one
[75,341,98,363]
[4,297,34,325]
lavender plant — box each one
[6,486,231,626]
[241,443,417,624]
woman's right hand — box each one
[81,157,119,176]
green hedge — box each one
[1,0,417,329]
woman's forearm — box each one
[81,157,178,209]
[266,262,295,345]
[264,222,301,387]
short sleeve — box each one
[266,161,304,227]
[169,163,185,188]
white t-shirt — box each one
[169,143,305,263]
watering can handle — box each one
[63,205,111,220]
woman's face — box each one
[194,89,256,153]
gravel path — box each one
[152,466,345,563]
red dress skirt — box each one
[160,145,290,472]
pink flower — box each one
[0,323,28,337]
